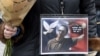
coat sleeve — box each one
[80,0,96,38]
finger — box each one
[4,29,16,37]
[5,25,15,31]
[4,34,12,39]
[4,32,16,39]
[5,25,17,32]
[4,30,16,39]
[4,32,16,36]
[4,31,12,39]
[13,27,17,32]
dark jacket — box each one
[6,0,96,56]
[95,0,100,56]
[40,0,96,56]
[40,0,96,38]
[12,2,40,56]
[95,0,100,22]
[95,0,100,8]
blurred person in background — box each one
[96,0,100,37]
[94,0,100,56]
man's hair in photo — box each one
[56,20,68,36]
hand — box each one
[4,24,17,39]
[89,38,100,51]
[72,34,84,41]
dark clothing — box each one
[40,0,96,56]
[11,0,96,56]
[0,19,2,23]
[96,5,100,37]
[95,0,100,9]
[40,0,96,38]
[95,0,100,22]
[95,0,100,37]
[95,0,100,56]
[12,2,40,56]
[96,52,100,56]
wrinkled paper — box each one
[0,0,36,26]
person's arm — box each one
[80,0,96,38]
[72,34,84,41]
[47,40,52,52]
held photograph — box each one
[40,15,88,55]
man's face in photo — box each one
[57,25,68,40]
